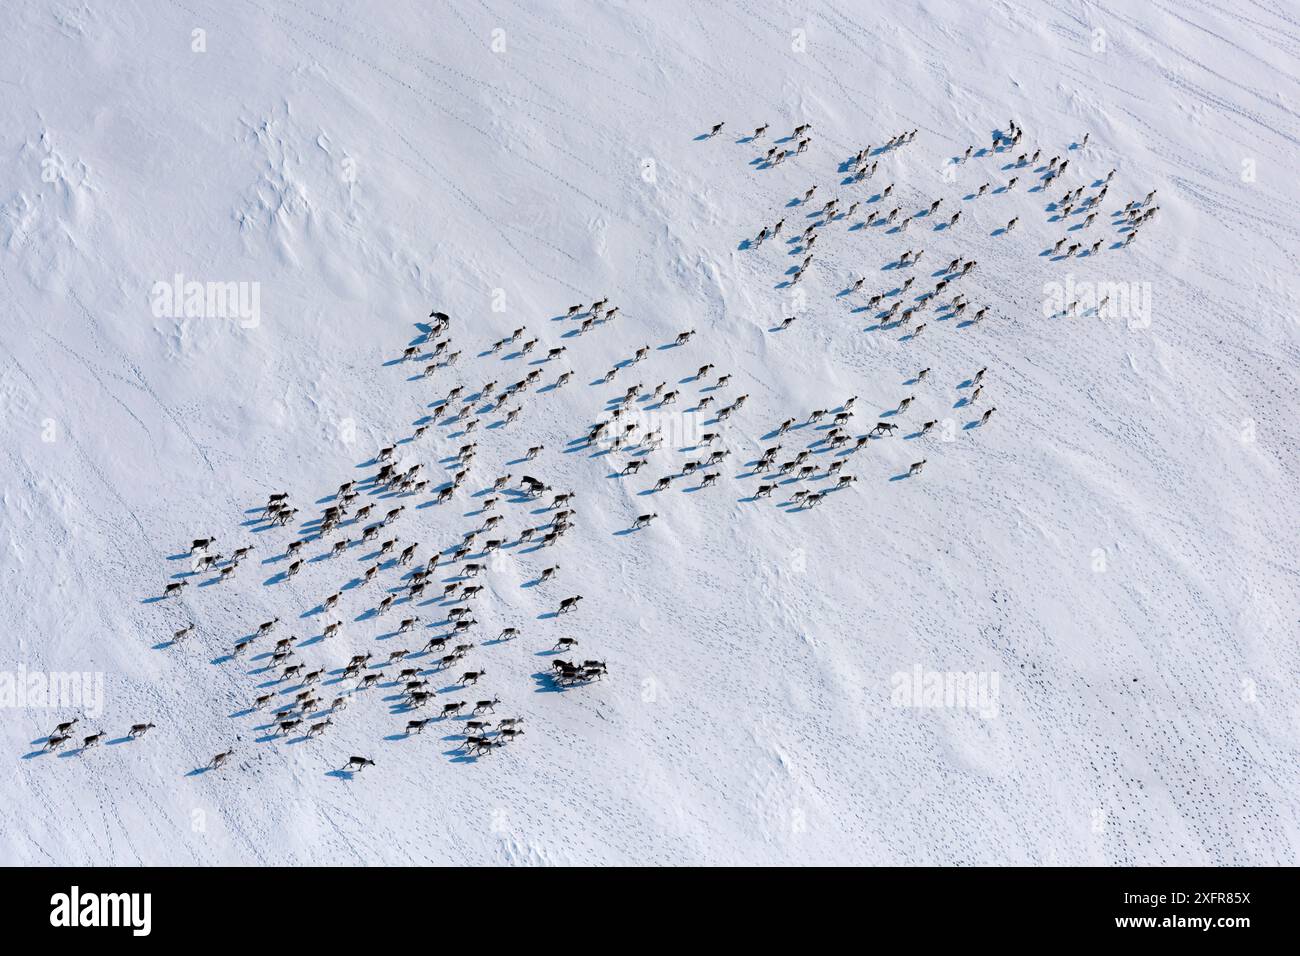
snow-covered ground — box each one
[2,0,1298,865]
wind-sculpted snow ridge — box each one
[1,0,1297,866]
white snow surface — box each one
[2,0,1299,866]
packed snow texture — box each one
[2,0,1298,865]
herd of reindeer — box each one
[37,115,1156,779]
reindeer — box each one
[461,736,493,756]
[207,749,235,771]
[163,580,189,598]
[193,551,223,574]
[908,459,927,477]
[281,661,306,682]
[404,690,434,713]
[632,513,658,530]
[343,756,375,772]
[50,717,80,739]
[128,722,156,738]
